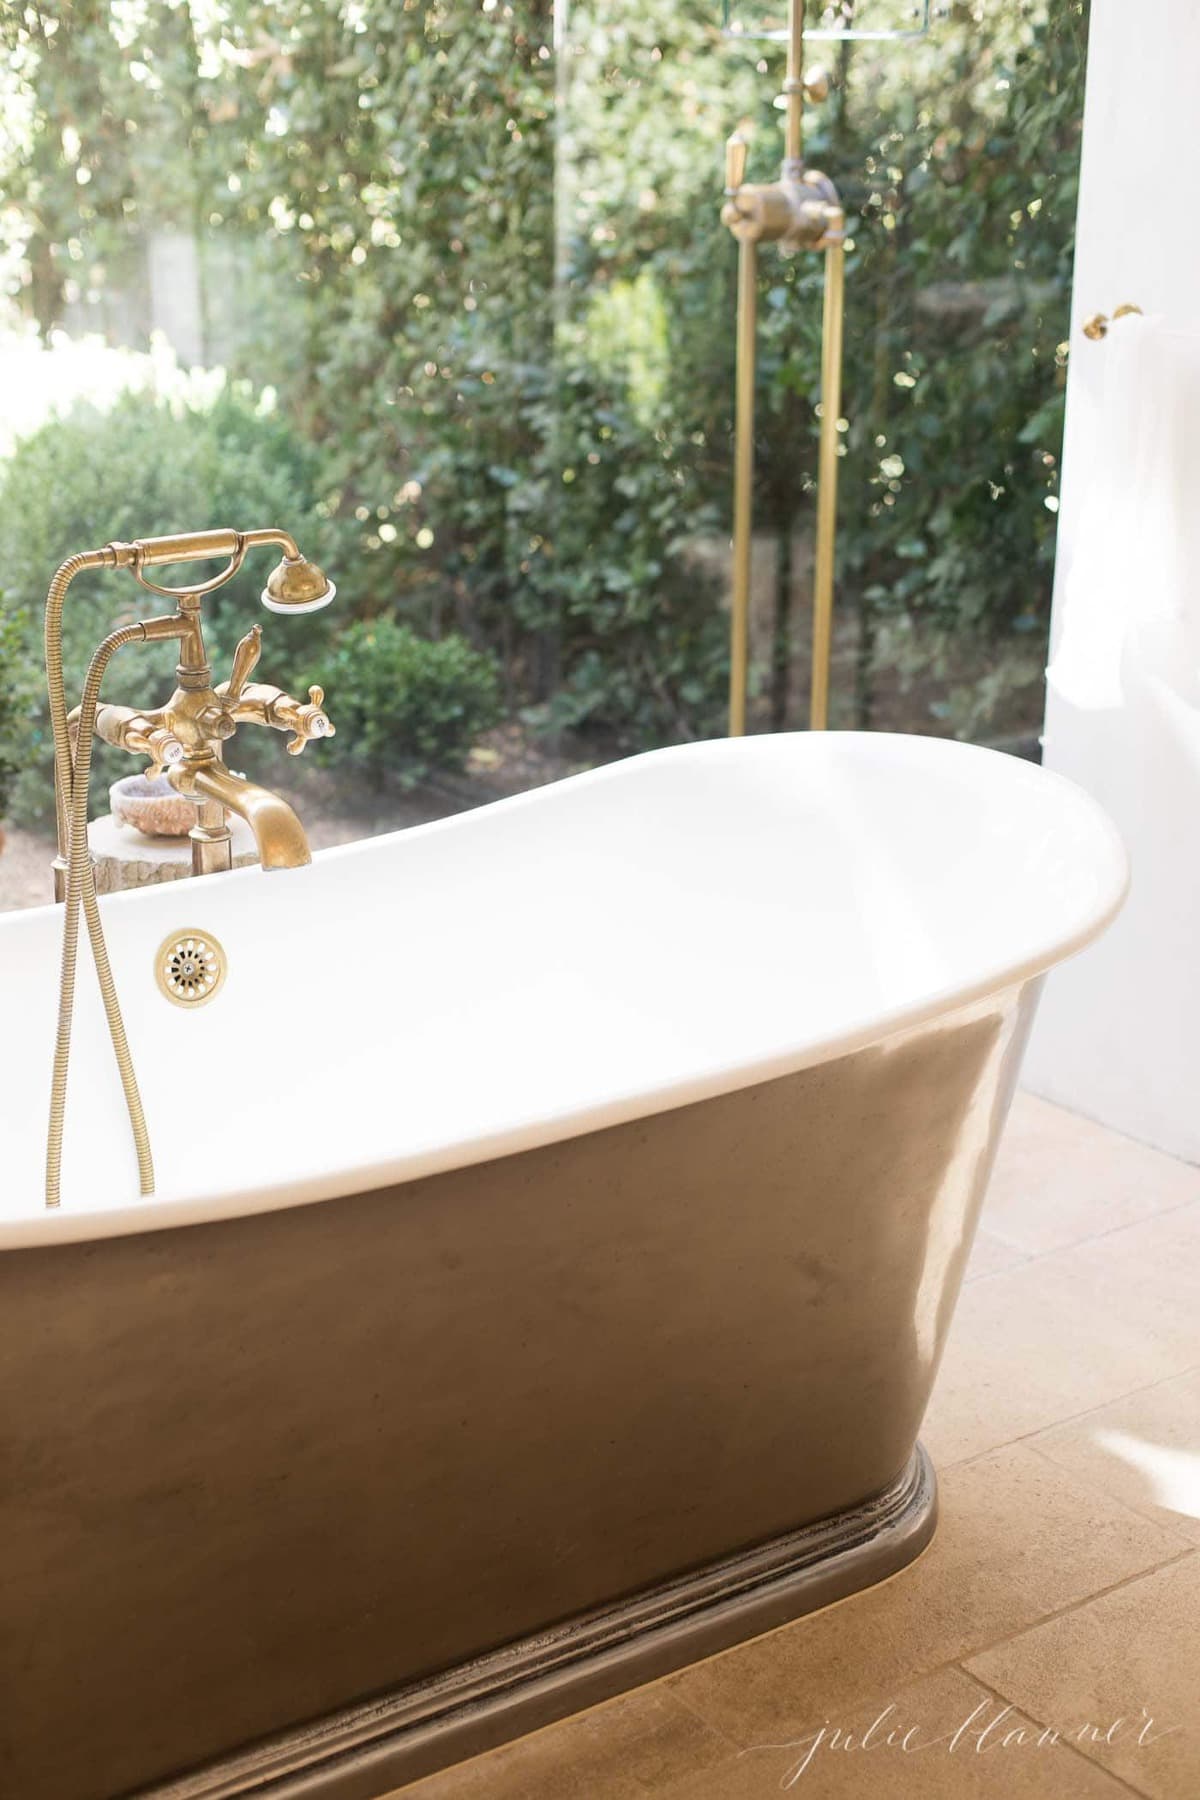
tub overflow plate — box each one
[156,929,227,1008]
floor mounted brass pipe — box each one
[784,0,805,169]
[809,230,846,732]
[729,234,758,738]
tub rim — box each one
[1,732,1128,1249]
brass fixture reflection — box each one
[43,527,336,1210]
[722,0,846,734]
[1081,303,1143,340]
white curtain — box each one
[1033,311,1200,1161]
[1047,312,1200,714]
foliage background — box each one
[0,0,1089,822]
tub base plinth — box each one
[155,1447,935,1800]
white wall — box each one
[1024,0,1200,1160]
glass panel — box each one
[557,0,1083,748]
[0,0,1087,906]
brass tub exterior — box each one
[0,980,1038,1799]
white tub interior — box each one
[0,732,1127,1242]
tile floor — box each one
[387,1093,1200,1800]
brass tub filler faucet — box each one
[43,527,336,1209]
[722,0,845,735]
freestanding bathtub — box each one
[0,732,1126,1800]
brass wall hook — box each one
[1081,303,1143,340]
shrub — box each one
[0,600,39,822]
[311,616,502,787]
[533,377,731,747]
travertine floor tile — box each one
[388,1101,1199,1800]
[966,1552,1200,1800]
[1031,1367,1200,1546]
[963,1228,1029,1283]
[923,1202,1200,1467]
[662,1444,1184,1748]
[664,1666,1137,1799]
[985,1094,1200,1257]
[394,1684,729,1799]
[1051,1201,1200,1355]
[390,1652,1142,1800]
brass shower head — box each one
[261,554,337,614]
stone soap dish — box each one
[110,774,197,839]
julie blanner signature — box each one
[744,1699,1182,1788]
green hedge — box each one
[0,602,37,822]
[310,617,502,787]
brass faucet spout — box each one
[169,761,311,871]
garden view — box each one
[0,0,1088,870]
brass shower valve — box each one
[722,174,843,251]
[722,133,842,252]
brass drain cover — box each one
[156,929,226,1008]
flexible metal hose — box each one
[45,622,156,1209]
[44,549,112,864]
